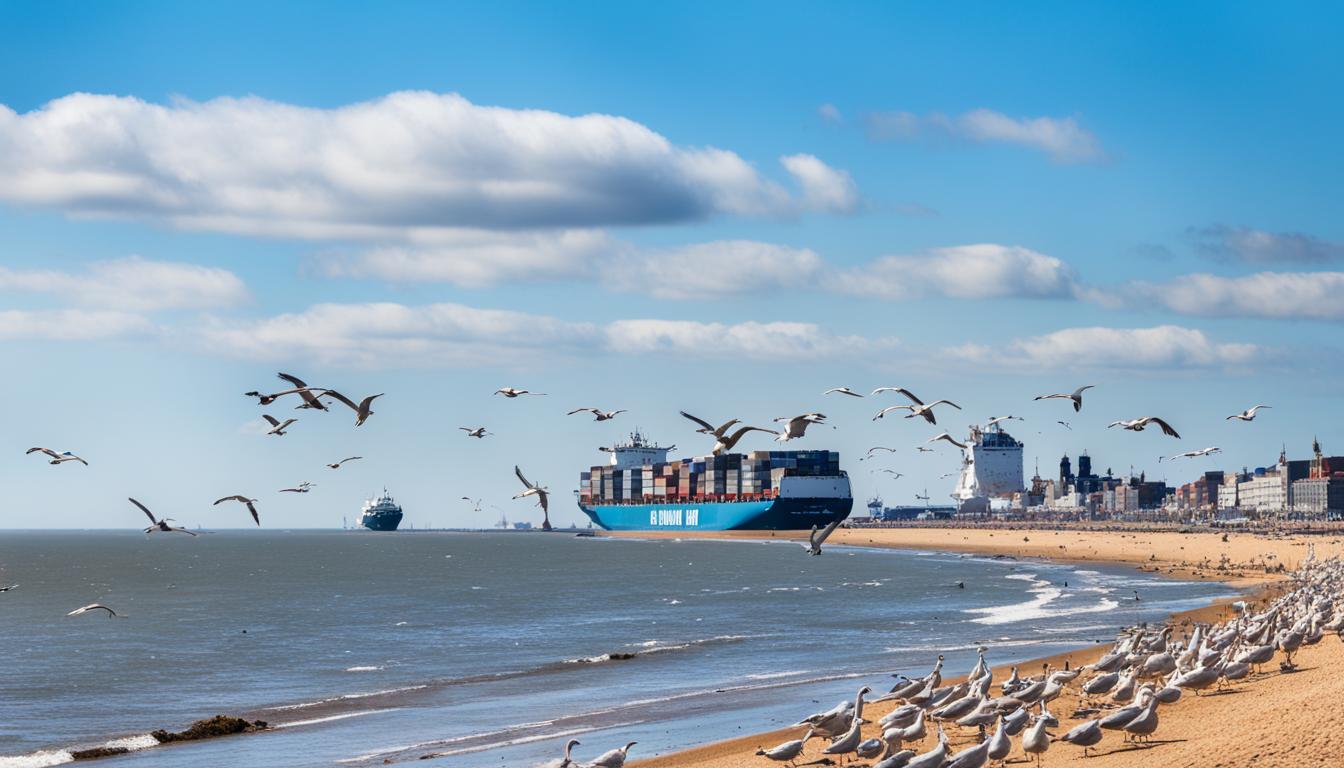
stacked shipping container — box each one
[580,450,842,504]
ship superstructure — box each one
[952,423,1025,513]
[578,432,851,530]
[359,489,404,531]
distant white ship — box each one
[952,424,1024,514]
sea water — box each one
[0,531,1233,767]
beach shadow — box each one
[1093,738,1187,756]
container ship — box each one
[578,432,852,531]
[359,489,404,531]
[952,422,1025,515]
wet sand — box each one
[622,526,1344,768]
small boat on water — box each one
[360,489,403,531]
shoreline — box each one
[621,525,1340,768]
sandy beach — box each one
[624,526,1344,768]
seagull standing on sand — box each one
[567,408,628,421]
[802,519,843,556]
[823,686,871,763]
[1108,416,1181,438]
[494,388,545,398]
[262,414,297,436]
[459,427,490,438]
[824,387,865,398]
[1034,385,1095,412]
[130,498,197,536]
[213,495,260,526]
[68,604,119,618]
[757,730,815,765]
[558,738,581,768]
[774,413,828,442]
[513,466,551,531]
[1227,405,1271,421]
[320,391,383,427]
[25,447,88,465]
[326,456,364,469]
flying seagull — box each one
[326,456,363,469]
[1034,385,1095,412]
[1227,405,1271,421]
[262,414,297,436]
[928,433,968,450]
[279,482,314,493]
[774,413,828,442]
[881,470,904,477]
[320,391,383,427]
[25,447,88,465]
[68,604,119,618]
[863,446,899,459]
[567,408,627,421]
[802,519,843,556]
[713,425,778,455]
[1162,447,1221,462]
[459,427,490,438]
[276,373,330,411]
[986,415,1022,428]
[213,495,260,526]
[872,387,961,424]
[494,388,545,398]
[1057,421,1072,430]
[679,411,742,438]
[824,387,865,398]
[129,497,197,536]
[916,446,935,453]
[513,466,551,530]
[1108,416,1181,438]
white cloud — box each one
[196,301,892,367]
[603,241,825,299]
[827,244,1079,300]
[606,319,895,360]
[1128,271,1344,320]
[0,309,152,341]
[0,91,857,237]
[947,325,1261,371]
[780,154,859,213]
[817,103,843,124]
[866,108,1103,163]
[1188,225,1344,264]
[0,256,248,310]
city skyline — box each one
[2,2,1341,528]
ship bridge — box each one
[604,430,673,470]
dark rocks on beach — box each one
[150,715,269,744]
[71,746,131,760]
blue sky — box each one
[1,2,1340,528]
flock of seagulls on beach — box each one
[719,546,1344,768]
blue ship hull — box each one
[578,496,852,531]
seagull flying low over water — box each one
[927,433,968,450]
[320,391,383,427]
[327,456,363,469]
[262,414,297,436]
[513,465,551,529]
[1162,447,1221,462]
[68,603,119,618]
[25,447,88,465]
[824,387,864,398]
[279,482,314,493]
[130,497,197,536]
[213,495,260,526]
[568,408,627,421]
[1227,404,1271,421]
[802,519,843,555]
[872,387,961,424]
[494,387,545,398]
[459,426,490,438]
[1034,384,1095,412]
[774,413,828,442]
[1108,416,1181,438]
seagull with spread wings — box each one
[459,427,490,438]
[275,372,330,410]
[773,413,828,442]
[25,447,88,465]
[320,391,383,426]
[326,456,363,469]
[279,482,314,493]
[68,603,120,618]
[1227,405,1271,422]
[495,388,545,398]
[213,495,260,526]
[802,519,843,556]
[927,433,969,450]
[513,466,551,530]
[1108,416,1181,438]
[130,497,197,536]
[824,387,865,398]
[567,408,627,421]
[1161,447,1221,462]
[679,411,741,438]
[712,425,778,455]
[262,414,297,436]
[1034,385,1095,412]
[871,387,961,424]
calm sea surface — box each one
[0,531,1233,768]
